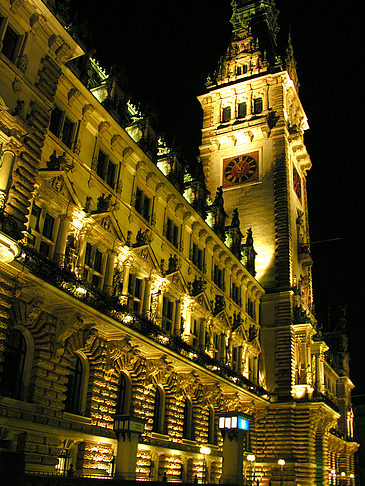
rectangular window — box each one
[106,161,116,189]
[84,243,104,288]
[1,24,20,63]
[247,300,255,319]
[135,188,151,221]
[213,264,224,290]
[192,243,204,271]
[191,319,199,348]
[94,149,117,189]
[29,204,41,231]
[85,243,92,267]
[128,274,143,313]
[39,241,50,258]
[49,107,63,136]
[27,203,57,258]
[62,117,75,148]
[237,102,247,119]
[48,107,75,150]
[93,249,103,273]
[42,213,55,240]
[222,106,231,123]
[253,97,263,114]
[96,150,107,178]
[166,218,179,248]
[231,283,241,306]
[162,296,175,333]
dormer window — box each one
[253,97,263,114]
[237,101,247,119]
[222,106,231,123]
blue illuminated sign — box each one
[238,417,249,430]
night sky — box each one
[71,1,364,394]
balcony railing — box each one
[16,244,269,399]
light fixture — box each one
[200,446,211,456]
[218,413,249,431]
[247,454,255,462]
[278,459,285,466]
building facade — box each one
[0,0,358,485]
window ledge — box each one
[0,396,35,411]
[181,438,196,446]
[151,432,169,440]
[63,412,92,424]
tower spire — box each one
[208,0,282,88]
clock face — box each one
[293,164,302,202]
[223,152,259,187]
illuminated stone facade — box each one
[0,0,358,485]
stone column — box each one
[104,251,116,295]
[221,428,246,484]
[76,230,87,279]
[237,346,243,374]
[54,215,71,267]
[114,417,145,480]
[142,278,151,317]
[120,259,131,306]
[174,299,181,335]
[0,151,15,208]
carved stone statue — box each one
[96,193,112,212]
[212,186,227,241]
[229,208,242,259]
[242,228,256,276]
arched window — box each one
[183,397,194,440]
[65,354,87,415]
[0,328,27,399]
[152,386,165,434]
[208,406,216,445]
[116,372,132,416]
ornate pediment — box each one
[195,292,212,314]
[133,244,159,271]
[38,169,81,207]
[90,211,123,240]
[167,270,188,295]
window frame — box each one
[213,263,225,291]
[134,186,152,222]
[253,97,263,114]
[237,101,247,119]
[162,295,176,334]
[116,371,132,416]
[83,242,105,289]
[222,105,231,123]
[0,327,32,401]
[27,201,59,259]
[127,273,144,314]
[48,106,76,150]
[64,352,89,416]
[165,216,179,249]
[152,385,166,435]
[0,16,24,64]
[182,397,195,441]
[191,242,204,271]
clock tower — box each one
[199,0,313,398]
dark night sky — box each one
[72,1,364,394]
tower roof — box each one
[230,0,280,64]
